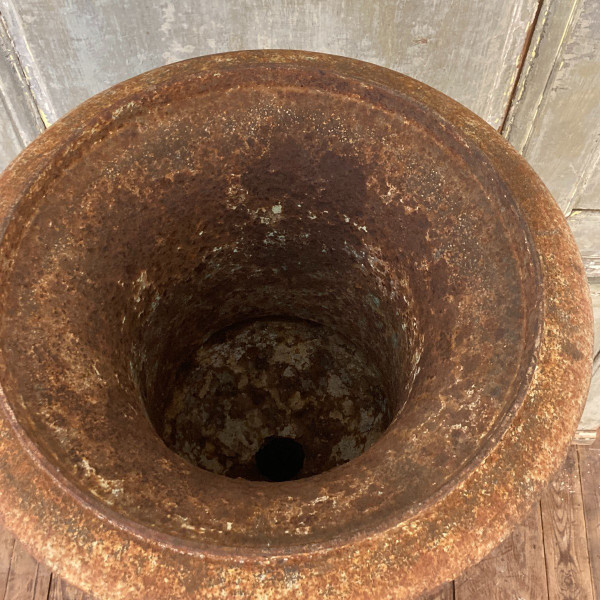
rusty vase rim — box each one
[0,50,593,600]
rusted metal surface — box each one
[163,317,389,479]
[0,51,592,599]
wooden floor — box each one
[0,443,599,600]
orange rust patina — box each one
[0,51,593,599]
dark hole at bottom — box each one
[255,436,305,482]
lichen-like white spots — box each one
[327,374,348,398]
[134,270,149,303]
[332,436,360,462]
[79,457,124,501]
[368,293,381,308]
[174,516,197,532]
[151,293,161,312]
[271,204,282,214]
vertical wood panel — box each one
[541,446,595,600]
[0,14,44,170]
[0,0,537,128]
[504,0,600,213]
[580,162,600,212]
[579,361,600,442]
[454,502,548,600]
[568,211,600,278]
[590,282,600,360]
[503,0,577,151]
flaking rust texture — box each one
[0,50,593,599]
[163,318,389,479]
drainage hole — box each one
[255,436,305,482]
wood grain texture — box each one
[568,211,600,278]
[3,540,50,600]
[0,13,44,170]
[580,160,600,212]
[580,360,600,439]
[48,576,94,600]
[579,445,600,600]
[454,502,548,600]
[578,280,600,436]
[418,582,454,600]
[504,0,600,213]
[0,0,538,128]
[590,281,600,360]
[574,430,598,446]
[540,446,595,600]
[0,527,15,599]
[30,566,50,600]
[503,0,578,151]
[568,210,600,434]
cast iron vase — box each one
[0,51,592,599]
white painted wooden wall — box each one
[1,0,599,438]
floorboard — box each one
[455,501,548,599]
[579,445,600,600]
[419,582,454,599]
[3,540,50,600]
[48,576,93,600]
[0,528,15,600]
[541,446,595,600]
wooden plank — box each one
[48,575,94,600]
[567,211,600,278]
[0,527,15,600]
[0,13,44,170]
[0,0,538,128]
[579,360,600,443]
[591,282,600,361]
[580,159,600,212]
[3,540,51,600]
[31,565,50,600]
[504,0,600,213]
[454,501,548,600]
[540,445,595,600]
[578,280,600,438]
[503,0,579,151]
[574,430,598,446]
[418,582,454,600]
[579,445,600,600]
